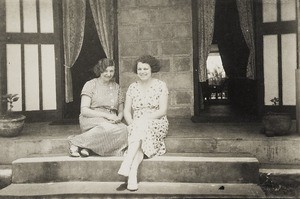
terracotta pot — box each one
[262,113,292,137]
[0,114,26,137]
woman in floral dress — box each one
[68,58,128,157]
[118,55,169,191]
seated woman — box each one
[118,55,169,191]
[68,58,128,157]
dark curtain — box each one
[236,0,256,79]
[214,0,249,79]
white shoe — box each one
[127,169,138,191]
[127,183,138,191]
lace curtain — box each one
[197,0,216,110]
[63,0,86,103]
[236,0,256,79]
[89,0,115,59]
[198,0,216,82]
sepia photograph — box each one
[0,0,299,198]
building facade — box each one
[0,0,299,130]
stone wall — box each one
[118,0,194,118]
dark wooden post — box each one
[296,69,300,134]
[297,0,300,134]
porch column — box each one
[297,69,300,134]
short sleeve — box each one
[161,81,169,96]
[118,87,125,104]
[81,80,95,98]
[126,83,135,99]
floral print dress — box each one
[127,79,169,158]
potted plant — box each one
[262,97,292,137]
[0,94,26,137]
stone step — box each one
[0,181,266,198]
[3,163,300,197]
[0,165,11,189]
[1,135,300,165]
[12,153,259,184]
[0,137,67,164]
[166,137,300,165]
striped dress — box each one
[69,79,128,156]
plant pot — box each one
[262,112,292,137]
[0,114,26,137]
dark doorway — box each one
[63,1,106,121]
[193,0,258,123]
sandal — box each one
[80,148,90,157]
[69,145,80,157]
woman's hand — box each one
[106,114,122,123]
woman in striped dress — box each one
[68,58,128,157]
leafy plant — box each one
[2,94,19,112]
[208,66,226,85]
[270,97,279,106]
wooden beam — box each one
[253,0,265,119]
[297,0,300,133]
[296,69,300,134]
[0,0,5,114]
[262,21,298,35]
[53,0,64,121]
[192,0,200,117]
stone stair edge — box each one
[0,181,266,198]
[5,162,300,173]
[12,154,259,164]
[0,165,11,170]
[25,151,256,158]
[3,163,299,178]
[1,136,300,142]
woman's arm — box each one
[147,92,168,119]
[123,96,133,125]
[80,95,116,120]
[116,103,124,122]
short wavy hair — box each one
[93,58,115,77]
[134,55,160,73]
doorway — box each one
[194,0,259,122]
[63,1,106,121]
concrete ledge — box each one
[0,166,12,189]
[166,137,300,165]
[0,138,68,164]
[260,164,300,188]
[1,135,300,165]
[1,121,299,165]
[0,182,266,198]
[12,154,259,184]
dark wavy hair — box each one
[134,55,160,73]
[93,58,115,77]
